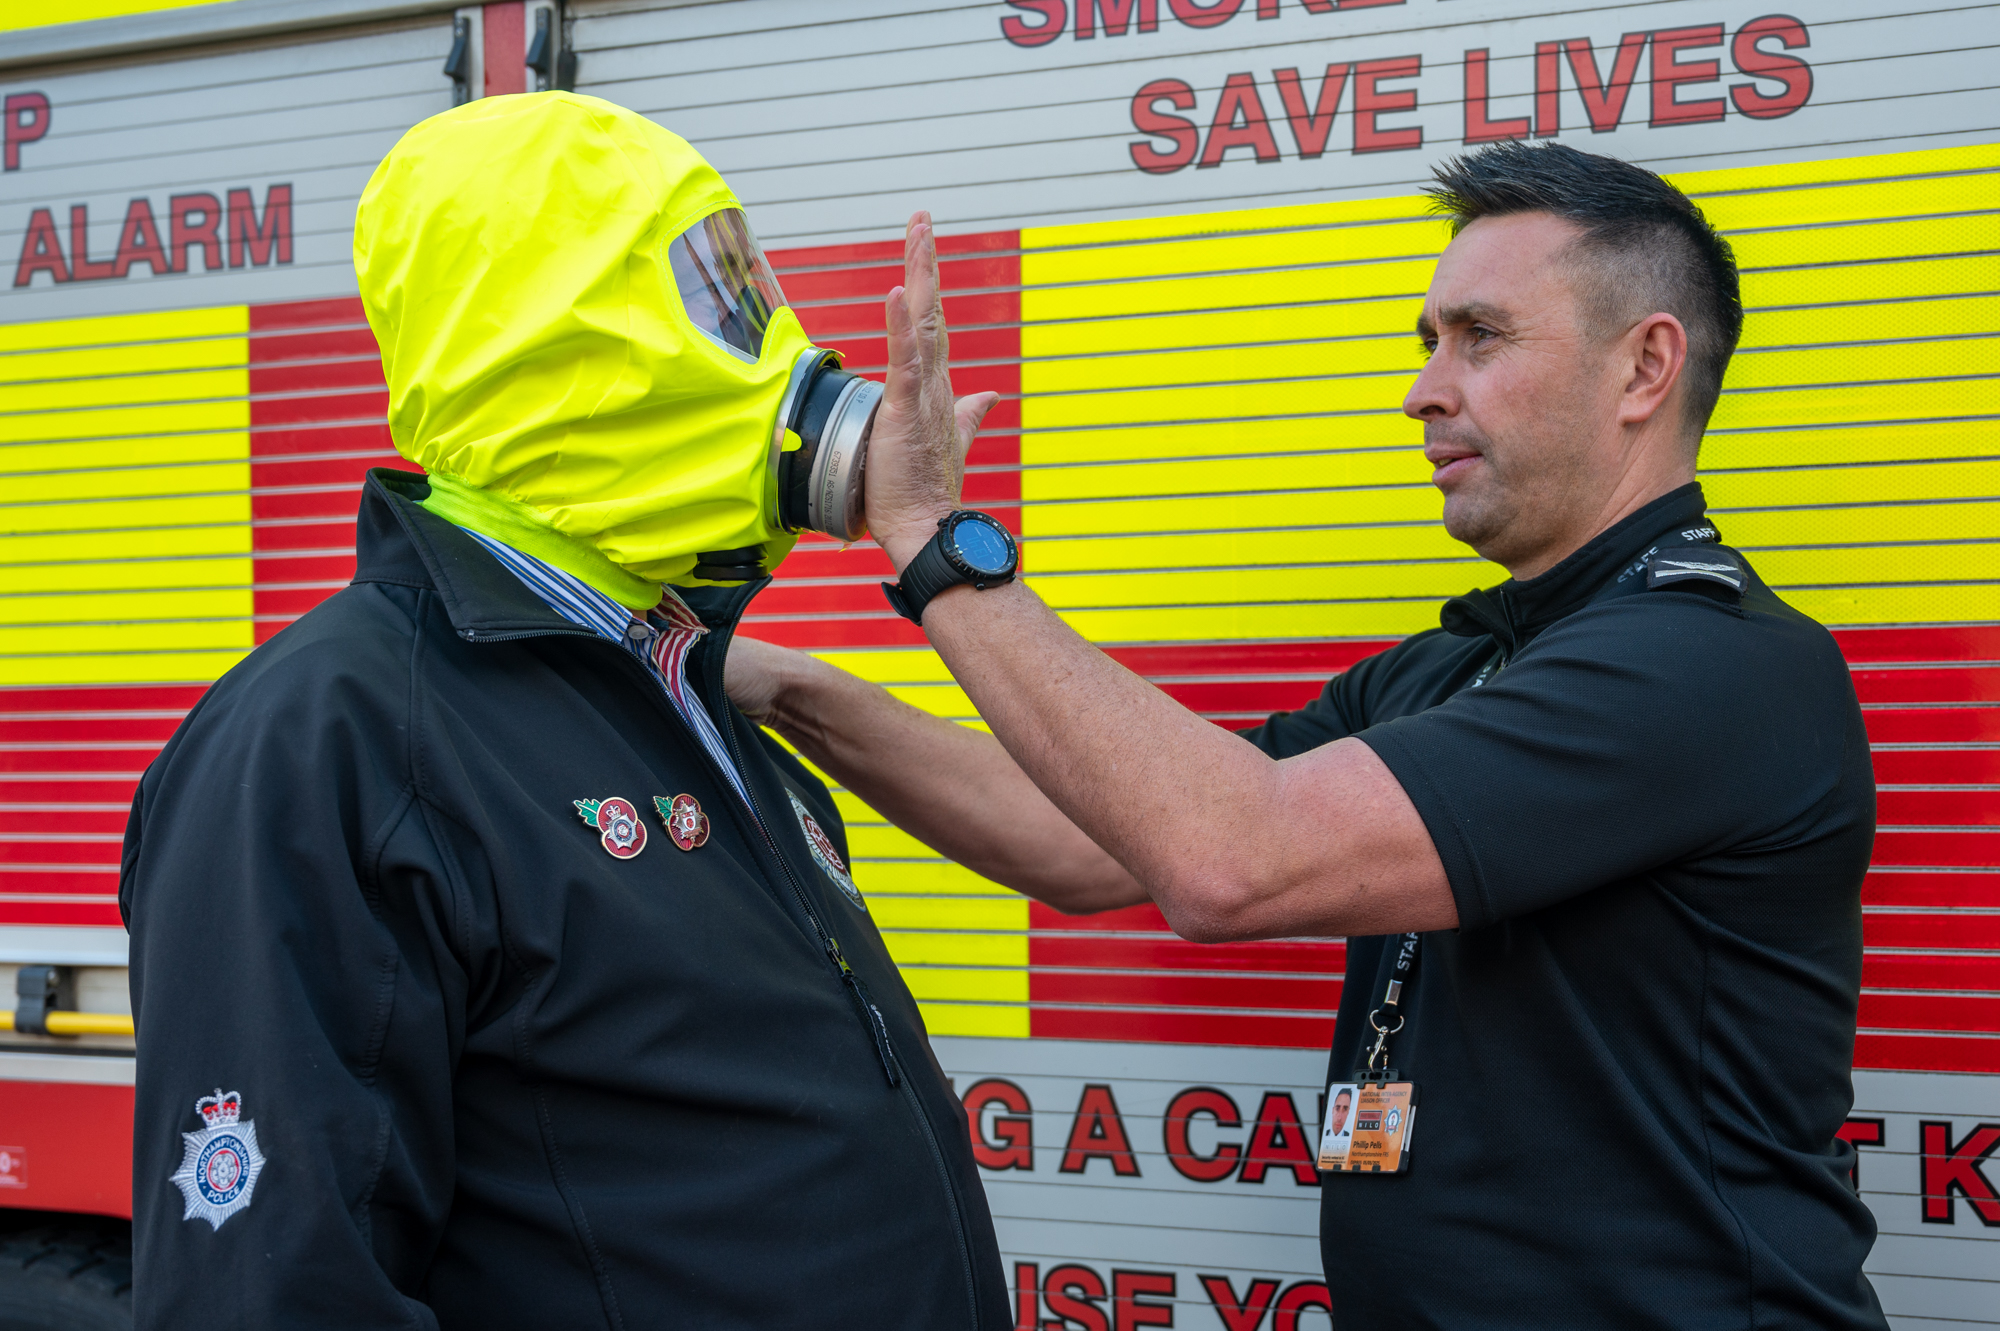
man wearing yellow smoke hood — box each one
[120,93,1011,1329]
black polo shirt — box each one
[1240,485,1884,1329]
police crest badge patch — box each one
[788,791,864,911]
[170,1089,266,1230]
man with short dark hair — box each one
[732,143,1886,1326]
[1326,1088,1351,1140]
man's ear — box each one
[1618,312,1689,432]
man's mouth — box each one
[1424,442,1482,487]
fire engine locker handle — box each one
[444,17,474,105]
[0,1010,133,1037]
[526,5,576,93]
[0,1011,131,1031]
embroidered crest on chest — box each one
[788,791,864,910]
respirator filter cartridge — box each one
[776,348,883,542]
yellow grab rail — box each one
[0,1010,134,1037]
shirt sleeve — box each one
[124,655,467,1331]
[1235,646,1398,758]
[1354,595,1857,930]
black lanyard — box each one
[1361,931,1420,1081]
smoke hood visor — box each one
[668,208,789,362]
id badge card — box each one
[1317,1079,1418,1174]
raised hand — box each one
[863,211,1001,571]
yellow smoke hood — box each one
[353,91,807,606]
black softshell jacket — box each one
[120,470,1010,1330]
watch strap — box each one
[880,527,965,626]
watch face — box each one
[951,517,1014,576]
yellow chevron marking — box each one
[0,305,245,354]
[1023,259,1437,324]
[1031,562,1496,611]
[0,461,252,507]
[1671,143,2000,198]
[1025,296,1423,359]
[0,613,252,656]
[1025,192,1428,251]
[1052,601,1443,642]
[0,649,252,688]
[1024,335,1421,397]
[1025,489,1445,539]
[913,1001,1032,1039]
[1709,379,1998,432]
[880,931,1030,967]
[0,586,255,628]
[849,857,1019,897]
[901,967,1031,1004]
[0,491,252,537]
[1720,502,2000,547]
[1703,420,2000,471]
[0,556,254,595]
[0,400,249,446]
[1027,526,1475,573]
[0,430,253,475]
[812,648,960,685]
[1741,255,1997,308]
[1757,544,2000,586]
[0,306,255,686]
[1705,458,2000,508]
[0,523,250,566]
[1024,448,1429,504]
[0,367,248,415]
[1785,584,2000,626]
[847,824,961,860]
[1729,215,1999,271]
[1693,172,2000,232]
[869,894,1029,933]
[0,336,248,386]
[1021,414,1421,466]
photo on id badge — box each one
[1318,1083,1359,1167]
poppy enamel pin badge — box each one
[574,797,646,858]
[653,794,710,851]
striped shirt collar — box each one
[458,529,713,641]
[464,530,688,641]
[456,528,752,806]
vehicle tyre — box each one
[0,1225,132,1331]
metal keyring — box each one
[1367,1009,1405,1036]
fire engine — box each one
[0,0,1994,1325]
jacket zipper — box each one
[693,618,982,1331]
[711,700,901,1089]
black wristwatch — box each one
[882,511,1019,625]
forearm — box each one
[762,649,1144,913]
[913,580,1291,935]
[910,579,1455,940]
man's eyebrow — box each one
[1425,300,1514,332]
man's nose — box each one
[1403,353,1453,421]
